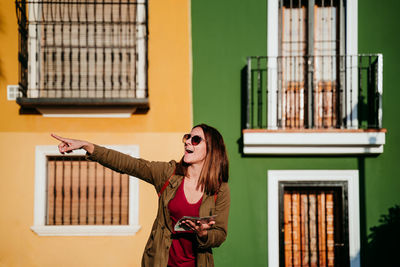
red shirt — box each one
[167,179,203,267]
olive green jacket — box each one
[88,145,230,267]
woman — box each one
[51,124,230,267]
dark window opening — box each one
[279,182,350,267]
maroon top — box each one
[167,179,203,267]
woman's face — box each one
[183,127,207,165]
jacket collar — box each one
[168,174,183,189]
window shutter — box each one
[279,0,341,129]
[47,156,129,226]
[283,189,336,266]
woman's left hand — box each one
[181,219,215,238]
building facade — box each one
[1,0,399,266]
[191,0,398,266]
[0,0,192,266]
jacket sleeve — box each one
[196,182,230,249]
[86,144,176,191]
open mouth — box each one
[185,149,194,154]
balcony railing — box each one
[245,54,383,130]
[15,0,148,115]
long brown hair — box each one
[177,124,229,195]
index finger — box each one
[51,133,68,143]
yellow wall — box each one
[0,0,192,266]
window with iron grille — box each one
[46,156,129,226]
[16,0,148,115]
[32,145,140,236]
[278,0,345,129]
[243,0,385,155]
[279,184,349,267]
[246,0,383,130]
[267,170,360,267]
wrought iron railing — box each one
[15,0,147,107]
[246,54,383,130]
[16,0,28,95]
[46,156,129,226]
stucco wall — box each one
[191,0,400,266]
[0,0,192,266]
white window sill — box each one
[33,145,141,237]
[31,225,141,236]
[243,129,386,154]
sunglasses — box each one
[182,134,204,146]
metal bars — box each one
[16,0,29,97]
[46,156,129,225]
[246,54,383,130]
[279,183,350,267]
[283,190,336,267]
[16,0,147,99]
[279,0,340,129]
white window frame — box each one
[243,0,385,155]
[27,0,147,117]
[267,0,358,129]
[31,145,141,236]
[268,170,360,267]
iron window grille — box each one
[246,54,383,130]
[245,0,383,130]
[278,181,350,267]
[15,0,148,114]
[46,155,130,226]
[32,145,140,236]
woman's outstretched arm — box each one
[51,134,175,190]
[51,134,94,154]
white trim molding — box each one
[268,170,360,267]
[267,0,359,129]
[136,0,147,99]
[267,0,279,129]
[31,145,141,236]
[39,110,134,118]
[346,0,359,128]
[243,130,386,154]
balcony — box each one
[243,54,386,154]
[15,0,148,116]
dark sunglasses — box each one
[182,134,204,146]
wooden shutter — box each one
[313,3,339,128]
[281,4,307,128]
[47,156,129,225]
[282,188,341,267]
[279,0,341,129]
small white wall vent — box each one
[7,85,22,101]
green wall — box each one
[191,0,400,266]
